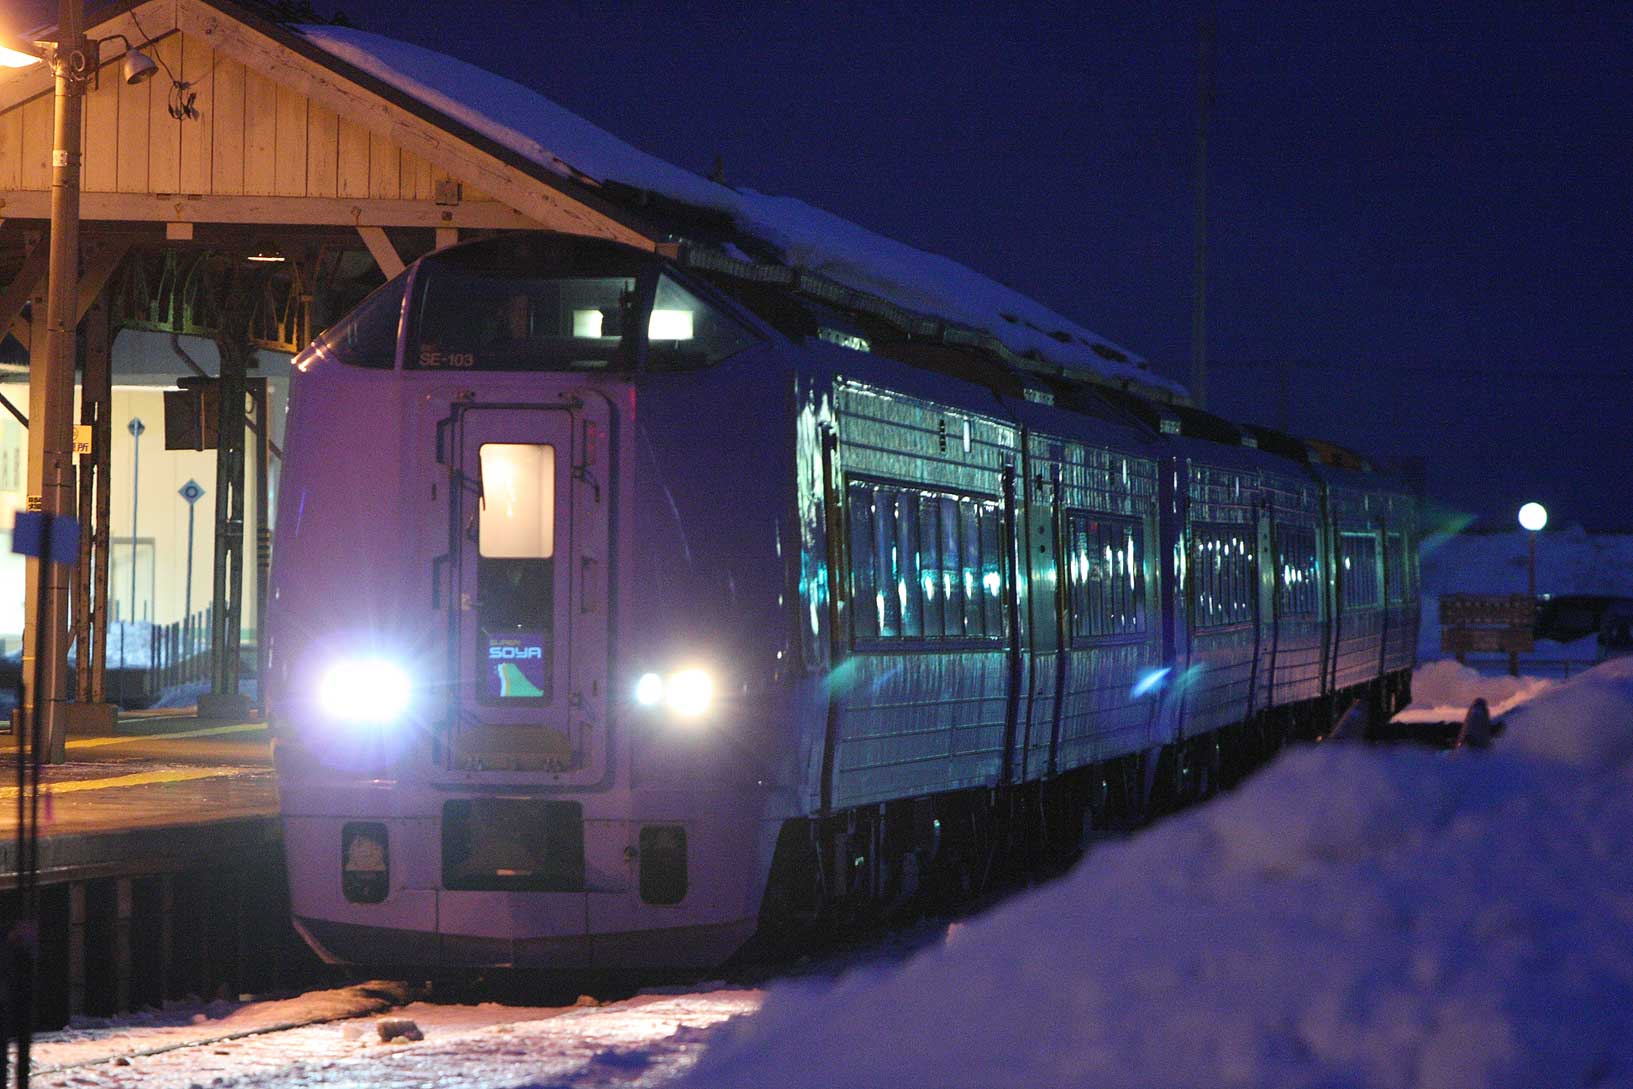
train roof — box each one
[289,24,1182,401]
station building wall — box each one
[0,330,288,659]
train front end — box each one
[268,234,791,971]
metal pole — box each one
[21,0,87,764]
[89,294,112,704]
[1189,2,1214,410]
[129,417,143,628]
[1528,531,1536,598]
[185,499,196,621]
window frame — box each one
[1339,529,1383,610]
[1384,529,1410,605]
[1189,520,1257,631]
[308,273,408,370]
[842,475,1009,652]
[1273,520,1321,619]
[1062,509,1149,646]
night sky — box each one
[17,1,1633,530]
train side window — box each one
[1385,531,1408,604]
[1192,522,1255,629]
[645,275,760,372]
[845,480,1004,645]
[310,276,406,369]
[1275,523,1320,617]
[847,487,882,638]
[1340,530,1381,609]
[1065,513,1147,641]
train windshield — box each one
[410,260,638,372]
[402,236,760,373]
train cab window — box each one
[1191,522,1255,629]
[475,443,555,702]
[1065,513,1147,640]
[1275,523,1320,618]
[846,481,1005,646]
[411,260,637,371]
[1340,531,1382,609]
[645,275,759,372]
[309,276,405,369]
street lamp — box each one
[1518,501,1547,597]
[0,43,41,67]
[0,28,158,82]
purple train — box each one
[270,232,1419,971]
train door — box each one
[443,398,611,781]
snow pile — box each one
[686,658,1633,1089]
[1502,658,1633,770]
[296,26,1172,395]
[1396,659,1555,723]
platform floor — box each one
[0,717,278,883]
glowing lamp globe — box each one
[1518,502,1548,532]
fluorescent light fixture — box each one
[648,308,694,340]
[572,308,604,338]
[246,246,285,263]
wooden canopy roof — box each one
[0,0,656,293]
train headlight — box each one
[318,659,412,726]
[635,672,665,707]
[665,669,714,719]
[632,667,715,721]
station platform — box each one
[0,714,278,885]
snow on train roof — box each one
[297,26,1182,397]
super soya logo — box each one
[486,634,548,699]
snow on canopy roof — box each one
[297,25,1182,397]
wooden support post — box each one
[68,272,118,727]
[202,322,250,719]
[357,225,406,278]
[0,235,51,333]
[434,226,459,251]
[251,378,270,719]
[73,239,131,324]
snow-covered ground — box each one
[23,983,763,1089]
[684,658,1633,1088]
